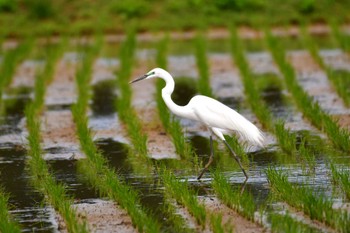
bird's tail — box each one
[236,118,265,147]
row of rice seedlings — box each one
[265,29,350,152]
[230,27,312,161]
[72,37,162,233]
[160,169,229,232]
[301,26,350,107]
[211,170,260,223]
[266,167,350,232]
[0,38,33,110]
[115,30,148,158]
[193,32,249,168]
[25,41,88,233]
[330,163,350,200]
[330,22,350,53]
[155,36,194,160]
[0,190,21,233]
[194,33,213,97]
[269,212,319,233]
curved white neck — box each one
[160,72,193,118]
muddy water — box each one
[0,145,58,232]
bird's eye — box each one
[147,71,155,76]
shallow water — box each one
[0,145,58,232]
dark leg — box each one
[197,135,214,180]
[223,140,249,180]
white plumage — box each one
[130,68,264,180]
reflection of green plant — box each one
[111,0,149,18]
[0,0,17,12]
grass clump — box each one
[266,167,350,232]
[330,163,350,200]
[212,170,258,222]
[269,212,319,233]
[116,29,148,158]
[301,25,350,107]
[155,36,195,159]
[265,29,350,152]
[0,190,21,233]
[161,170,206,227]
[25,40,88,233]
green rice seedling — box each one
[72,36,162,232]
[0,38,34,88]
[327,70,350,107]
[116,29,148,158]
[0,190,21,233]
[230,27,273,131]
[330,163,350,200]
[160,193,195,233]
[161,169,207,228]
[274,121,297,155]
[155,36,195,160]
[266,167,350,232]
[78,158,160,232]
[24,45,89,233]
[209,213,233,233]
[212,170,257,222]
[330,21,350,53]
[0,38,34,111]
[301,25,350,107]
[298,139,316,174]
[269,212,319,233]
[194,33,212,97]
[231,27,304,158]
[265,29,350,152]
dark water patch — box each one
[218,96,243,112]
[248,149,281,166]
[256,73,293,119]
[96,139,190,232]
[2,86,32,125]
[189,135,210,157]
[44,146,77,155]
[172,77,197,106]
[95,138,131,174]
[91,80,117,116]
[0,146,56,232]
[47,159,98,200]
[46,103,72,111]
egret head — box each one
[129,68,165,84]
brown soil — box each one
[10,60,39,88]
[288,50,350,131]
[45,56,77,106]
[74,199,137,233]
[201,197,267,233]
[41,56,84,159]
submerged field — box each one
[0,24,350,232]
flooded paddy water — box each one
[0,28,350,232]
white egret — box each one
[130,68,264,180]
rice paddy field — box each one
[1,10,350,233]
